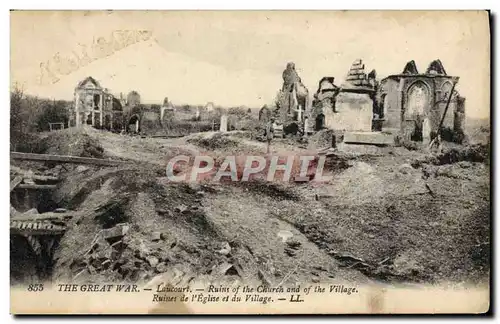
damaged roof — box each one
[381,59,453,83]
[402,60,419,75]
[76,76,102,90]
[426,59,447,75]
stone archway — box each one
[405,81,431,141]
[406,81,430,119]
[128,114,140,133]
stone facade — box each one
[72,77,123,131]
[310,77,339,131]
[333,92,373,131]
[325,59,376,132]
[378,59,465,141]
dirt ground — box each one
[12,126,490,287]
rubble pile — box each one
[49,165,249,284]
[71,222,176,282]
[307,129,343,149]
[411,143,489,168]
[186,132,240,150]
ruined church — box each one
[377,59,465,142]
[304,59,465,144]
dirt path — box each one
[96,131,201,165]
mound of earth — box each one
[411,143,490,168]
[186,132,240,151]
[37,126,104,158]
[307,129,343,150]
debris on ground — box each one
[411,143,489,168]
[308,129,343,150]
[10,126,490,287]
[186,132,240,150]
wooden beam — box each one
[11,166,60,182]
[10,176,23,192]
[11,212,75,222]
[10,228,66,236]
[10,152,128,166]
[437,81,457,133]
[15,184,57,190]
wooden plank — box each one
[149,134,185,138]
[10,228,66,236]
[10,176,23,192]
[10,152,129,166]
[11,166,60,182]
[11,212,75,222]
[15,184,57,190]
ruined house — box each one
[71,77,123,131]
[377,59,465,142]
[71,77,168,135]
[205,102,215,112]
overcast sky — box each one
[11,10,490,118]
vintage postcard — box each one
[9,10,490,314]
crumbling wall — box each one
[378,78,401,131]
[342,59,371,89]
[454,96,466,133]
[329,92,373,132]
[434,79,458,130]
[140,110,163,136]
[321,99,336,130]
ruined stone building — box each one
[307,59,465,144]
[310,60,376,133]
[160,98,175,123]
[310,77,339,131]
[205,102,215,112]
[377,59,465,142]
[71,77,124,131]
[71,77,169,134]
[277,62,309,123]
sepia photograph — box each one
[9,10,491,314]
